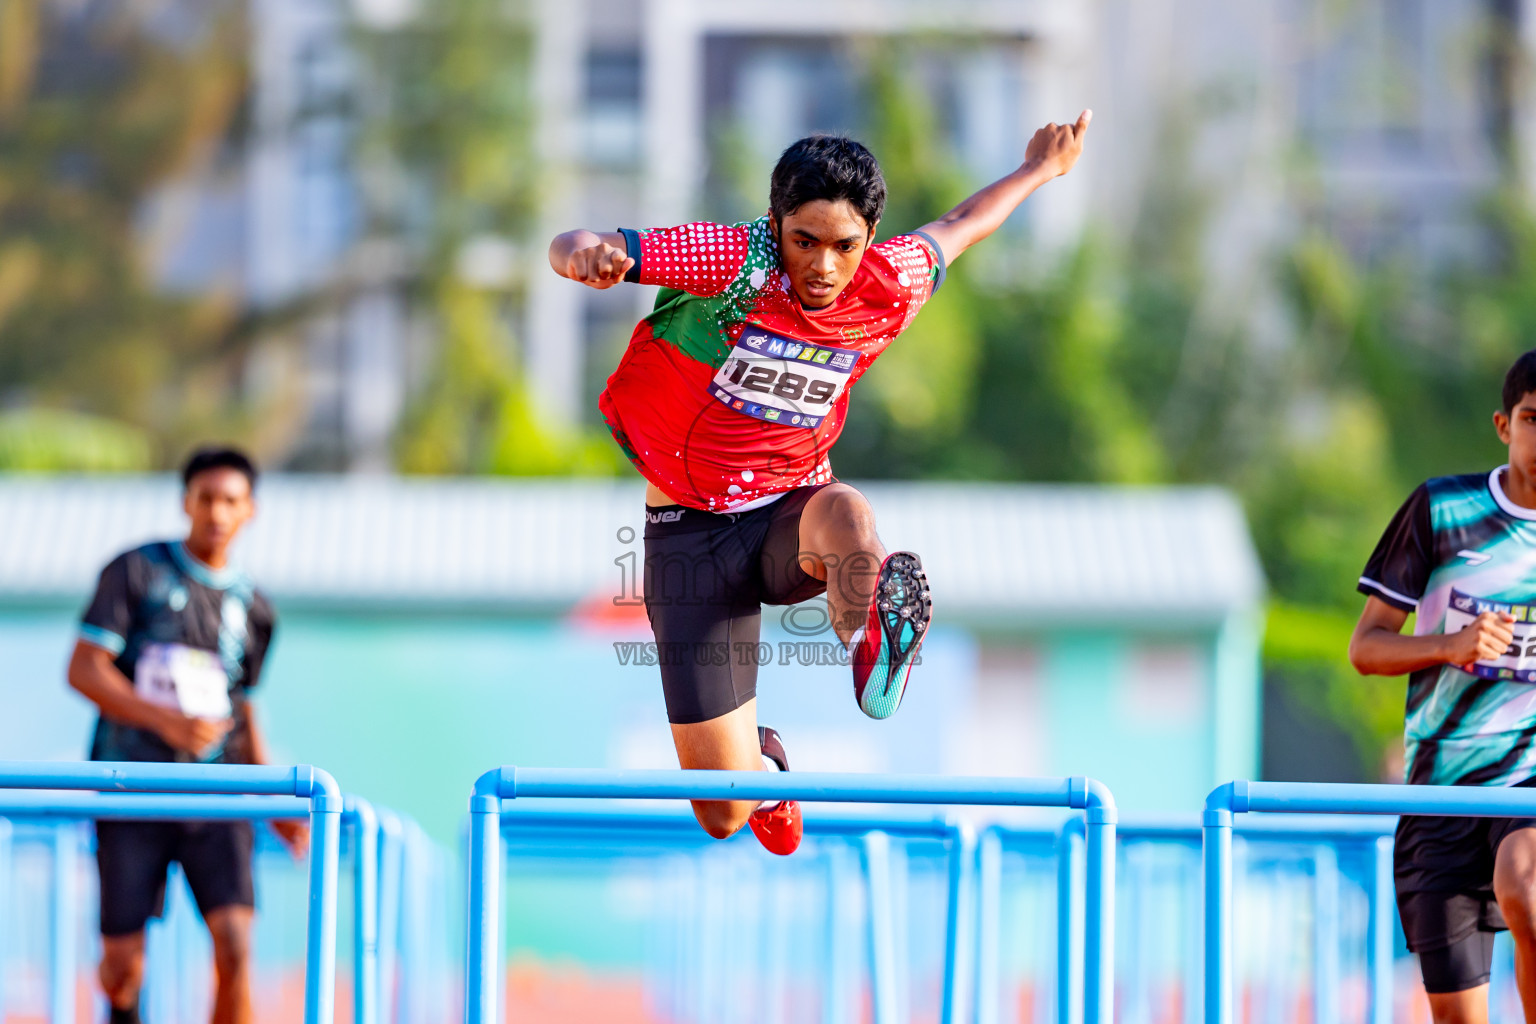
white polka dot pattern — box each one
[872,234,942,332]
[634,221,752,297]
[601,220,942,512]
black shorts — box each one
[95,820,255,937]
[1395,777,1536,993]
[643,486,831,724]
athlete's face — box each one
[183,467,255,565]
[771,200,877,309]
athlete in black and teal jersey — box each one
[67,448,304,1024]
[1351,349,1536,1018]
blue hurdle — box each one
[495,804,976,1024]
[376,808,404,1024]
[0,789,398,1024]
[1201,781,1536,1024]
[999,815,1396,1024]
[971,821,1064,1024]
[345,796,381,1024]
[0,761,342,1024]
[465,768,1117,1024]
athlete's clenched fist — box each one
[547,229,637,289]
[1448,610,1517,669]
[566,242,634,288]
[1024,109,1092,179]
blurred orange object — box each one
[506,962,666,1024]
[564,588,652,634]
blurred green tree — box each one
[0,407,151,471]
[0,0,261,469]
[353,0,621,476]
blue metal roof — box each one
[0,475,1263,623]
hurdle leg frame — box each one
[940,820,977,1024]
[346,797,381,1024]
[1201,780,1536,1024]
[0,791,400,1024]
[1312,843,1340,1024]
[974,827,1004,1024]
[863,830,900,1024]
[0,819,9,1024]
[50,823,77,1024]
[1204,798,1234,1024]
[1056,817,1086,1024]
[464,767,1116,1024]
[376,809,405,1024]
[0,761,342,1024]
[1368,835,1393,1024]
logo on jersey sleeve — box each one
[1446,588,1536,682]
[708,326,860,429]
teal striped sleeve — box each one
[78,624,126,656]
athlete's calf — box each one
[1495,829,1536,1024]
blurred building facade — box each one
[182,0,1524,471]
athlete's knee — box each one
[1425,990,1489,1024]
[692,800,752,840]
[1499,874,1536,915]
[818,485,876,538]
[1498,884,1536,937]
[1494,832,1536,932]
[205,907,254,977]
[99,936,146,1005]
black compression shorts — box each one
[96,819,255,937]
[1395,776,1536,992]
[643,485,831,724]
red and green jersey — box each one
[599,215,944,512]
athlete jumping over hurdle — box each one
[550,110,1090,855]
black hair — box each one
[1505,350,1536,414]
[181,446,258,491]
[769,135,886,232]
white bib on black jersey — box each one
[134,642,233,720]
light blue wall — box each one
[1,603,1260,833]
[1,606,974,842]
[1039,631,1227,813]
[1212,609,1264,784]
[2,611,98,761]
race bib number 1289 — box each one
[708,326,859,429]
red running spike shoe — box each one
[748,726,802,856]
[851,551,931,720]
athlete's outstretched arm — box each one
[549,229,634,289]
[1348,595,1514,676]
[915,109,1091,266]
